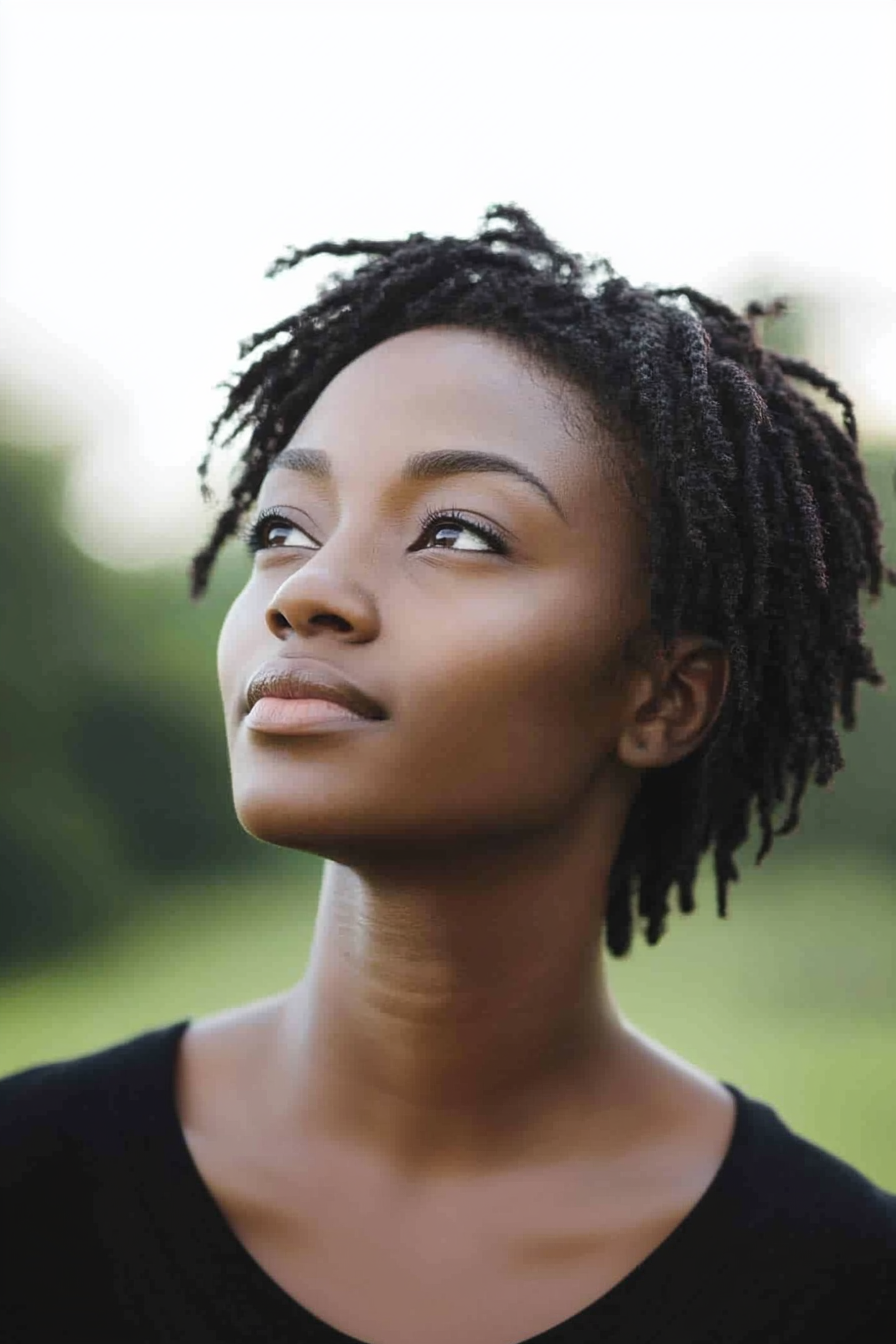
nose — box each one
[265,563,380,643]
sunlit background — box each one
[1,0,894,1187]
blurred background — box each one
[1,0,894,1186]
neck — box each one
[271,785,639,1176]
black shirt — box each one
[1,1019,895,1343]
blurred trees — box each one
[0,439,263,971]
[0,434,893,975]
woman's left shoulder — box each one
[688,1086,896,1335]
[726,1084,896,1266]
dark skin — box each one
[177,327,734,1344]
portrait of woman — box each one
[3,204,895,1342]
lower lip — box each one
[244,696,381,735]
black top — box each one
[1,1020,895,1343]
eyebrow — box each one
[271,446,568,522]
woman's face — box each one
[217,326,652,858]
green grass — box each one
[3,851,895,1189]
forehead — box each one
[268,326,609,502]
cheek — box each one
[393,576,631,808]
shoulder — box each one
[721,1086,896,1322]
[0,1022,191,1335]
[0,1020,190,1191]
[731,1085,896,1227]
[0,1026,176,1341]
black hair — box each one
[190,204,895,956]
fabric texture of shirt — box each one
[1,1019,895,1343]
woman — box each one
[3,205,895,1343]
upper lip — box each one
[245,660,388,720]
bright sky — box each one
[1,0,894,567]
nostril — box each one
[309,613,352,632]
[266,608,354,636]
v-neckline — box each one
[121,1019,759,1344]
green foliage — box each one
[0,442,263,971]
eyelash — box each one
[244,506,510,556]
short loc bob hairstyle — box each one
[191,204,895,957]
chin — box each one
[231,781,415,861]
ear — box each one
[616,635,730,770]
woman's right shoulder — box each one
[0,1020,190,1189]
[0,1024,189,1337]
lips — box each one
[244,660,388,721]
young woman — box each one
[3,205,895,1343]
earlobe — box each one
[617,638,730,771]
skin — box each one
[178,326,735,1344]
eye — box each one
[414,507,509,555]
[245,511,315,553]
[244,506,510,556]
